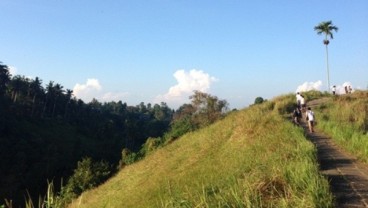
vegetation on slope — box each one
[1,61,230,207]
[69,94,333,208]
[0,62,171,206]
[314,90,368,162]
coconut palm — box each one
[314,21,338,92]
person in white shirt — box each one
[306,107,315,133]
[296,92,302,109]
[300,95,306,112]
[332,85,336,95]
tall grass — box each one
[315,90,368,162]
[68,95,333,208]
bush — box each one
[118,148,141,168]
[60,158,111,204]
[139,137,163,156]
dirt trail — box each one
[301,98,368,207]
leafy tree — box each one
[9,75,29,103]
[0,65,178,205]
[119,148,140,168]
[29,77,44,116]
[254,97,264,104]
[60,158,111,204]
[166,91,229,143]
[51,83,64,117]
[314,21,338,92]
[0,63,11,97]
[189,90,229,127]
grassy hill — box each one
[69,93,333,208]
[313,90,368,162]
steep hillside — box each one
[69,93,333,208]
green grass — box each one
[314,90,368,162]
[68,94,333,208]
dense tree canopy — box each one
[0,62,230,206]
[0,63,10,96]
[0,62,174,206]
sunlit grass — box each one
[315,90,368,162]
[68,94,333,208]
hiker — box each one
[305,107,315,133]
[300,94,306,112]
[344,86,348,94]
[296,92,302,109]
[292,107,302,125]
[332,85,336,95]
[349,85,353,94]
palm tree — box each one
[0,63,11,97]
[314,21,338,92]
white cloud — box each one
[296,80,323,93]
[333,81,354,94]
[101,92,130,102]
[155,69,218,108]
[73,79,102,102]
[296,80,356,95]
[73,78,130,103]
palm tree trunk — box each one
[325,44,330,92]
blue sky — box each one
[1,0,367,109]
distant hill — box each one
[69,92,334,208]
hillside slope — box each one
[69,94,333,208]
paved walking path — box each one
[301,98,368,208]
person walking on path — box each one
[332,85,336,95]
[296,92,302,109]
[349,85,353,94]
[292,107,302,125]
[305,107,315,133]
[300,94,306,112]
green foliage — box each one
[59,158,111,205]
[0,62,174,205]
[139,137,164,156]
[273,94,296,114]
[65,158,110,195]
[164,116,194,143]
[69,94,333,208]
[189,90,229,127]
[119,148,141,168]
[303,90,329,101]
[0,62,11,96]
[254,97,264,104]
[23,181,60,208]
[315,90,368,162]
[165,91,228,144]
[314,21,338,40]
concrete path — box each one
[301,99,368,207]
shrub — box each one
[119,148,141,168]
[60,158,111,205]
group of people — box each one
[332,85,353,95]
[293,92,315,133]
[344,85,353,94]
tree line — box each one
[0,62,229,206]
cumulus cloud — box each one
[73,79,130,103]
[296,80,323,93]
[73,79,102,102]
[296,80,356,95]
[155,69,218,108]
